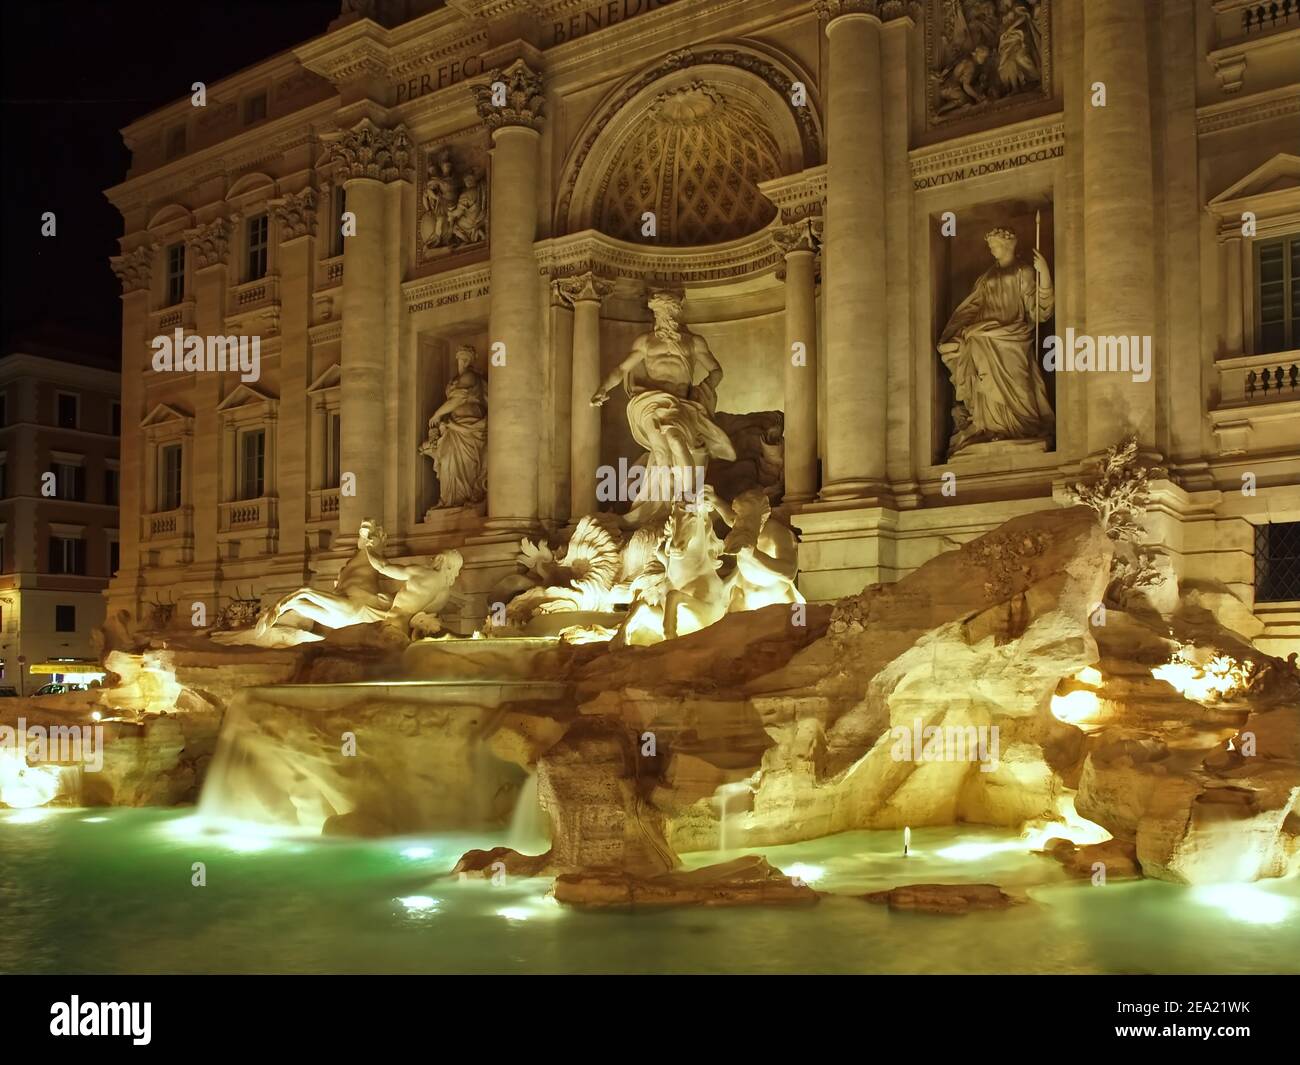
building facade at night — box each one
[105,0,1300,652]
[0,340,121,693]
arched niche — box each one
[557,45,822,246]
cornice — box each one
[1196,84,1300,136]
[909,113,1064,188]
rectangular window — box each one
[246,214,269,281]
[55,605,76,632]
[109,541,120,576]
[333,186,348,257]
[239,428,266,500]
[166,242,185,306]
[1256,521,1300,603]
[0,463,6,499]
[159,443,183,511]
[104,468,120,505]
[48,538,86,576]
[111,402,121,437]
[327,411,341,487]
[1256,234,1299,355]
[56,392,79,429]
[0,392,6,426]
[53,462,84,501]
[165,125,186,161]
[243,92,268,125]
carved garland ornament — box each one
[816,0,919,21]
[110,245,155,294]
[327,120,414,182]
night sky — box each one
[2,0,342,357]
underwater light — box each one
[1191,884,1296,926]
[397,895,440,912]
[400,846,434,860]
[80,816,109,823]
[4,807,54,824]
[781,862,826,884]
[497,906,532,921]
[934,840,1022,861]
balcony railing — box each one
[226,274,279,318]
[1238,0,1298,35]
[143,506,190,543]
[1245,362,1300,399]
[309,486,341,524]
[219,496,277,532]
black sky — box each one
[2,0,341,357]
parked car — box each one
[0,686,18,697]
[32,682,88,697]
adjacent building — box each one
[0,334,121,693]
[104,0,1300,653]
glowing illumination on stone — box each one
[1151,648,1251,703]
[1192,884,1296,926]
[782,862,826,884]
[0,748,63,809]
[1050,667,1106,729]
[1021,794,1112,849]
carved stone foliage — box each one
[772,218,823,256]
[272,188,317,240]
[186,219,231,269]
[471,59,545,131]
[816,0,919,19]
[110,245,155,294]
[418,143,488,263]
[326,120,413,182]
[926,0,1051,127]
[554,272,615,307]
[594,82,781,246]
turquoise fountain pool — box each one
[3,807,1297,975]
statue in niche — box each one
[420,149,487,254]
[420,344,487,510]
[590,290,736,527]
[931,0,1046,121]
[214,519,462,645]
[938,226,1054,457]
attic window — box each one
[165,126,187,160]
[244,92,268,125]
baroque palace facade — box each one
[106,0,1300,652]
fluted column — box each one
[817,0,889,500]
[108,245,155,617]
[775,221,821,504]
[557,272,615,518]
[1083,0,1158,457]
[327,120,412,539]
[474,61,546,533]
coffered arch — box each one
[557,44,822,247]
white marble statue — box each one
[421,345,487,509]
[707,486,804,612]
[591,290,736,527]
[938,226,1055,456]
[216,520,461,646]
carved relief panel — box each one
[416,141,489,265]
[926,0,1051,127]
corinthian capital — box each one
[327,120,413,182]
[554,272,615,307]
[186,219,231,270]
[773,218,823,257]
[472,59,545,131]
[110,244,155,294]
[816,0,914,22]
[273,188,318,240]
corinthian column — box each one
[326,120,412,539]
[817,0,890,501]
[556,272,615,518]
[473,60,546,533]
[1083,0,1158,458]
[775,221,822,504]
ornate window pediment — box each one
[216,383,278,418]
[141,402,192,430]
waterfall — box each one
[506,771,549,854]
[715,781,752,852]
